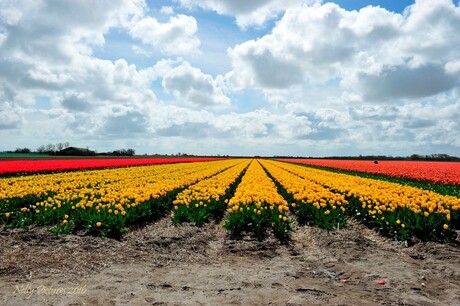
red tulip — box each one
[0,157,225,175]
[278,159,460,185]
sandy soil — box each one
[1,218,459,306]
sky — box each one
[0,0,459,157]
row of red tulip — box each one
[0,157,225,175]
[277,159,460,185]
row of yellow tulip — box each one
[171,159,252,225]
[259,159,348,229]
[266,160,459,241]
[1,159,243,237]
[224,160,293,239]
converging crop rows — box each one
[1,159,459,242]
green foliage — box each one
[224,202,293,240]
[171,166,248,226]
[348,197,457,243]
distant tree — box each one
[45,143,56,154]
[111,149,135,156]
[15,147,31,154]
[56,142,64,151]
[36,145,46,153]
[126,149,135,156]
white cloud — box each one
[0,0,29,26]
[132,45,152,57]
[356,64,457,101]
[160,6,174,15]
[445,60,460,75]
[346,99,460,150]
[102,111,149,136]
[0,0,147,92]
[176,0,318,28]
[227,45,305,89]
[60,92,92,112]
[129,14,200,56]
[159,60,231,107]
[0,101,22,129]
[0,0,159,141]
[215,110,316,141]
[226,3,375,89]
[226,0,460,102]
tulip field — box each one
[0,158,459,242]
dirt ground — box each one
[1,218,459,306]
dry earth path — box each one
[1,218,459,305]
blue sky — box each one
[1,0,459,156]
[328,0,413,13]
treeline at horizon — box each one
[7,143,135,157]
[2,146,459,161]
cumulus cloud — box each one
[0,0,159,142]
[357,64,458,101]
[156,122,213,138]
[129,14,200,56]
[146,107,310,146]
[348,105,400,121]
[228,47,304,89]
[0,0,149,96]
[0,102,22,129]
[0,0,144,55]
[346,98,460,151]
[176,0,318,28]
[226,0,460,102]
[160,6,174,15]
[102,111,148,136]
[213,109,320,141]
[226,3,396,89]
[159,61,231,107]
[60,92,92,112]
[149,107,348,155]
[445,60,460,75]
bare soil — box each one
[1,219,459,306]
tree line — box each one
[12,143,135,156]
